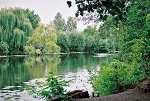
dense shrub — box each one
[0,42,9,55]
[56,31,70,52]
[68,31,85,52]
[94,61,145,96]
[94,63,117,96]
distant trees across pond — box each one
[0,8,118,55]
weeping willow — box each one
[0,7,33,54]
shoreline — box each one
[74,88,150,101]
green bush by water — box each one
[94,64,117,96]
[0,42,9,55]
[94,61,145,96]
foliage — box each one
[145,13,150,76]
[53,12,117,53]
[24,45,36,55]
[94,61,145,96]
[25,23,60,55]
[93,0,150,96]
[68,31,85,52]
[84,26,99,53]
[118,0,150,76]
[53,12,66,31]
[67,0,130,21]
[57,30,86,53]
[0,41,9,55]
[66,17,77,32]
[86,67,98,85]
[56,25,117,53]
[56,31,70,53]
[53,12,77,32]
[146,13,150,32]
[83,26,96,36]
[98,17,119,52]
[28,72,70,100]
[116,61,145,86]
[94,64,117,96]
[0,7,40,54]
[76,10,102,27]
[84,35,101,53]
[23,8,40,29]
[83,25,118,53]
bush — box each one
[56,31,70,52]
[94,64,117,96]
[69,31,85,52]
[24,45,36,55]
[0,42,9,55]
[94,61,145,96]
[114,61,145,91]
[84,36,95,53]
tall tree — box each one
[66,16,77,31]
[53,12,66,31]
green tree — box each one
[0,42,9,55]
[53,12,66,31]
[23,8,40,29]
[66,16,77,32]
[118,0,150,76]
[0,7,34,54]
[68,31,85,52]
[145,14,150,76]
[25,23,60,55]
[83,26,97,36]
[83,25,117,53]
[83,26,99,52]
[98,17,119,52]
[56,31,70,52]
[66,0,150,96]
[94,0,150,96]
[67,0,129,21]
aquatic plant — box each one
[27,72,70,100]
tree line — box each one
[0,7,117,55]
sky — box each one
[0,0,87,30]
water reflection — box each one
[0,56,28,90]
[25,54,61,77]
[0,53,112,100]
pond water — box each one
[0,53,112,101]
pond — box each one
[0,53,112,101]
